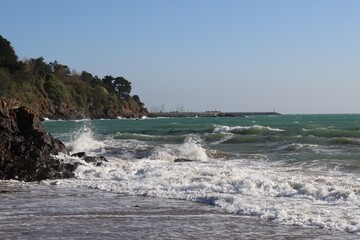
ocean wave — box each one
[106,133,210,161]
[222,135,264,144]
[275,143,330,153]
[214,124,285,135]
[302,127,360,138]
[333,137,360,146]
[150,135,209,162]
[113,132,186,143]
[204,133,234,144]
[43,114,360,235]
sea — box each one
[2,114,360,239]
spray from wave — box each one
[66,122,105,154]
[151,135,209,161]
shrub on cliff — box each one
[0,68,13,97]
[44,79,69,105]
[25,57,52,77]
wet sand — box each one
[0,181,358,240]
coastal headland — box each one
[0,35,147,120]
[148,111,281,118]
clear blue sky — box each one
[1,0,359,113]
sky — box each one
[1,0,360,114]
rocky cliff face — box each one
[34,98,148,120]
[0,100,75,181]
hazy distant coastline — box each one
[148,111,281,118]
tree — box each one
[102,75,114,86]
[112,77,131,99]
[102,75,132,99]
[80,71,93,83]
[50,61,71,78]
[25,57,52,76]
[0,35,19,72]
[90,75,102,85]
[133,95,140,102]
[133,95,144,106]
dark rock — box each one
[0,190,12,194]
[64,162,79,173]
[83,156,108,167]
[0,100,74,181]
[174,158,194,163]
[70,152,108,167]
[71,152,87,158]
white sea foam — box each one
[50,157,360,234]
[117,116,126,120]
[43,118,66,122]
[75,118,91,122]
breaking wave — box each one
[214,125,285,135]
[52,157,360,234]
[45,115,360,235]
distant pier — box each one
[148,111,281,118]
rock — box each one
[174,158,194,163]
[71,152,108,167]
[0,100,75,181]
[71,152,87,158]
[83,156,108,167]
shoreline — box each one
[0,181,358,240]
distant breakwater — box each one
[148,111,281,118]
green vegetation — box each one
[0,35,147,119]
[0,35,20,73]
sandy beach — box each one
[0,181,358,240]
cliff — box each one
[0,100,74,181]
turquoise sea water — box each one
[42,114,360,235]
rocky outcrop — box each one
[0,100,75,181]
[71,152,108,167]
